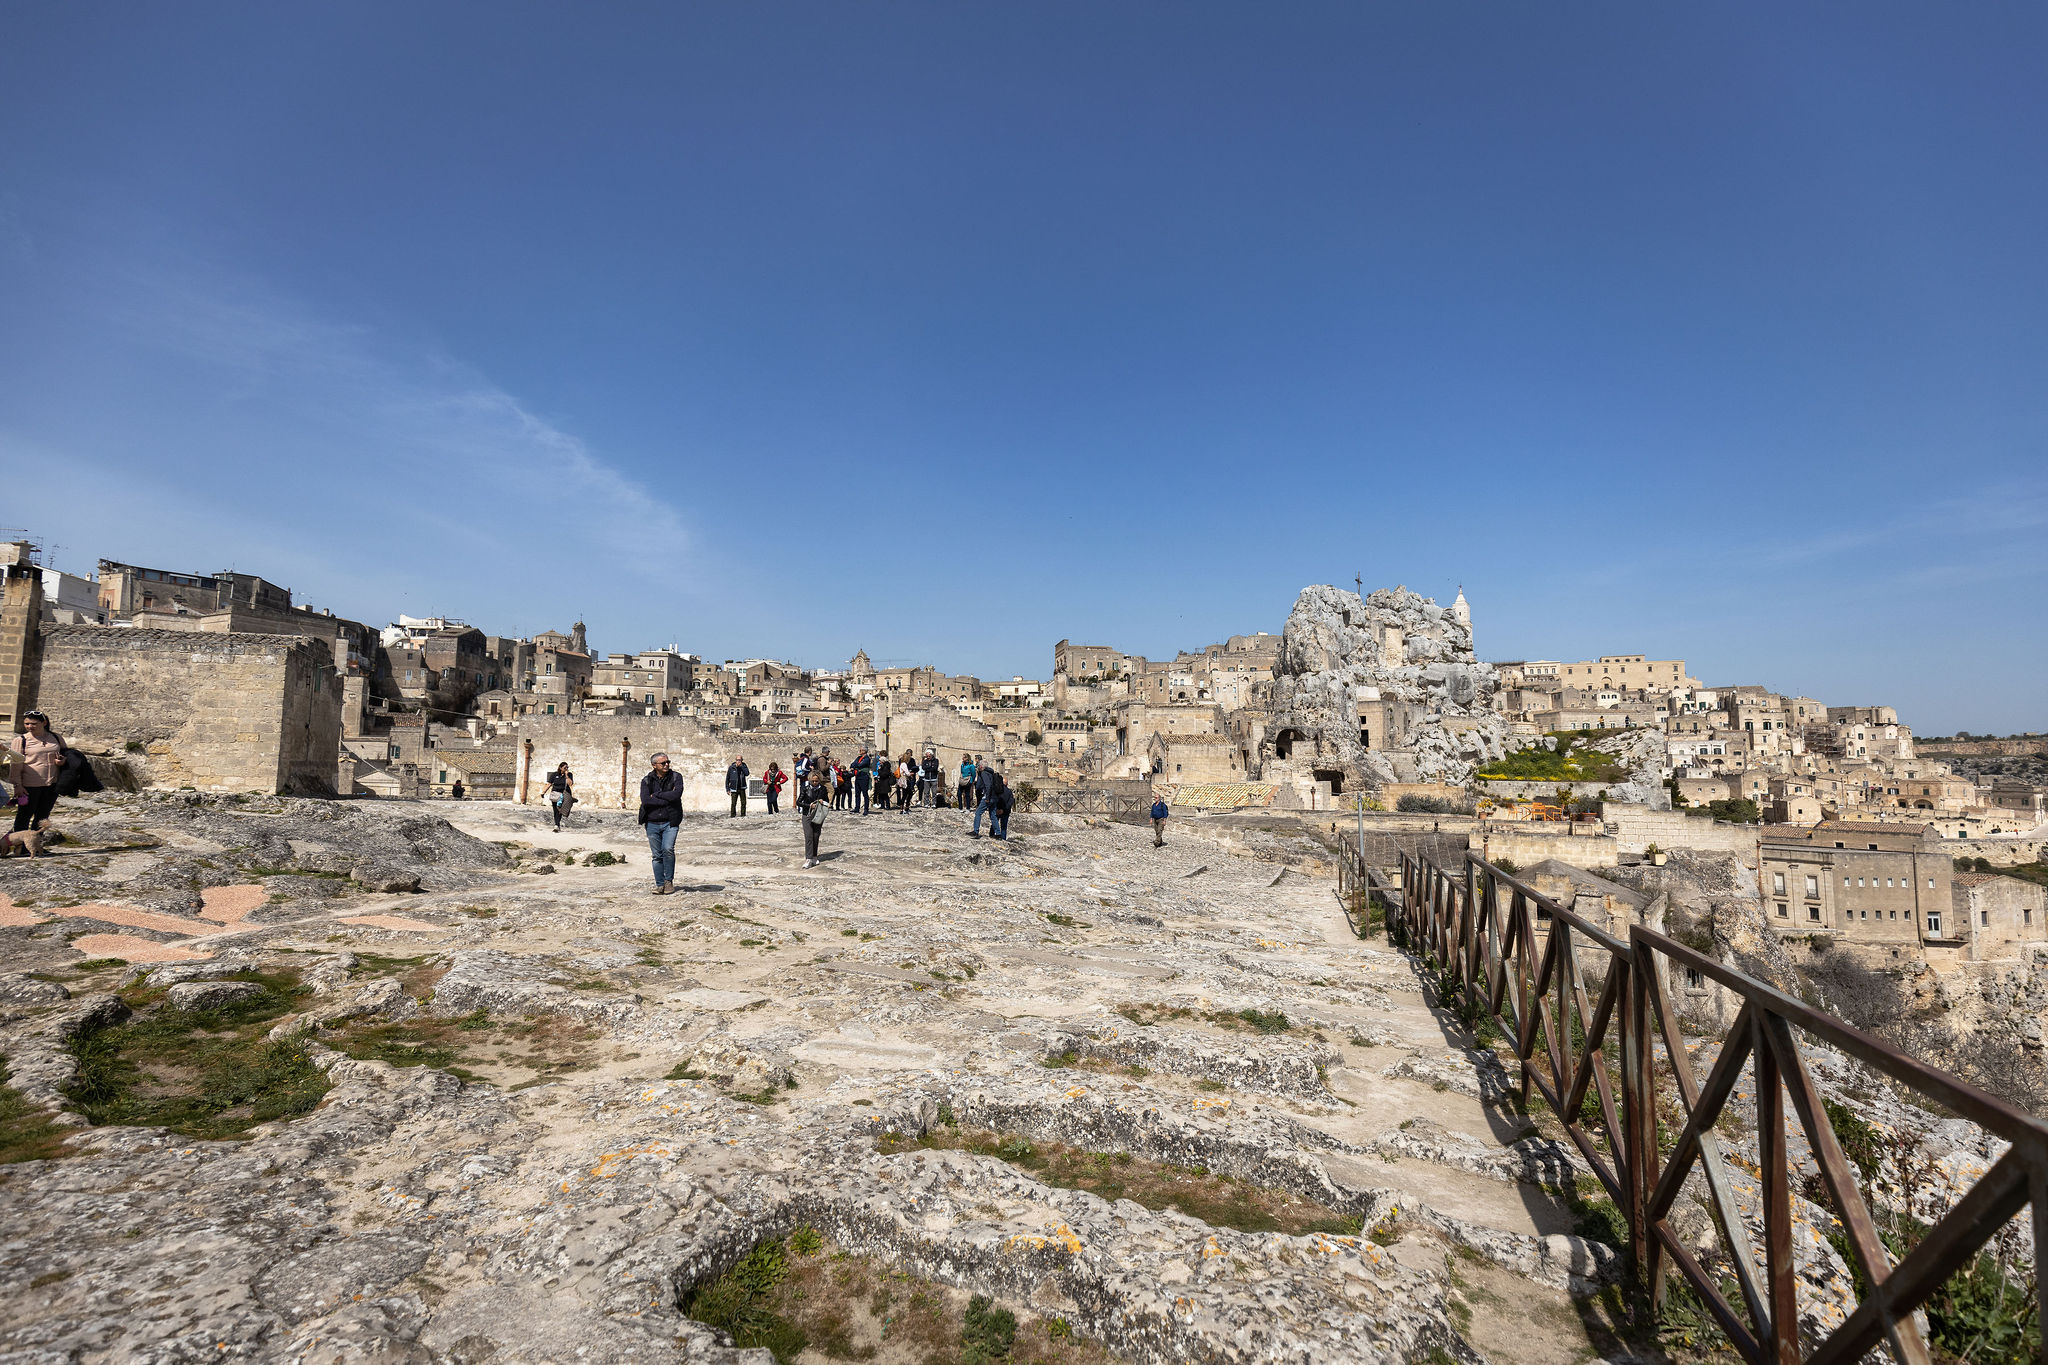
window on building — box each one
[1926,913,1941,935]
[1805,876,1819,897]
[1806,905,1818,922]
[438,770,447,783]
[1776,903,1788,918]
[1927,878,1935,889]
[1773,872,1786,894]
[1684,967,1703,988]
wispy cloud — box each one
[1738,478,2048,588]
[8,251,697,636]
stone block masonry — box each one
[512,714,859,811]
[35,626,343,794]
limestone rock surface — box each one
[1,790,2019,1363]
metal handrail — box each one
[1380,846,2048,1365]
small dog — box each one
[0,826,47,859]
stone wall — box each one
[508,714,859,811]
[874,694,997,774]
[1918,739,2047,758]
[1950,836,2048,867]
[1601,804,1768,858]
[36,626,343,794]
[1468,824,1621,870]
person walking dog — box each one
[637,753,685,894]
[9,711,71,834]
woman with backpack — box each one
[546,762,576,831]
[796,764,830,867]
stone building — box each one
[430,749,518,800]
[1758,822,1954,943]
[1951,873,2048,962]
[591,650,698,714]
[1145,732,1244,783]
[34,626,343,794]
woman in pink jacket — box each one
[10,710,64,833]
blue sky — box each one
[2,4,2042,733]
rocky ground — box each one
[0,793,1647,1365]
[0,794,2021,1364]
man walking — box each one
[1150,794,1170,847]
[970,762,999,838]
[852,747,872,814]
[725,755,750,817]
[638,753,686,894]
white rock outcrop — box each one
[1261,584,1511,793]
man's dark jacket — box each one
[724,762,749,793]
[639,769,685,825]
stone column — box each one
[619,735,631,808]
[517,737,532,804]
[0,567,43,735]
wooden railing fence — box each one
[1351,845,2045,1364]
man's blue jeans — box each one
[645,821,679,887]
[972,793,994,835]
[854,777,870,813]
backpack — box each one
[56,748,105,797]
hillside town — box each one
[7,538,2044,979]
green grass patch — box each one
[1115,1001,1302,1036]
[0,1057,76,1163]
[1476,734,1628,784]
[682,1229,1113,1365]
[65,970,330,1140]
[884,1128,1366,1238]
[328,1009,595,1087]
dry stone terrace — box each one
[1,794,1645,1363]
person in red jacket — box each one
[761,761,787,815]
